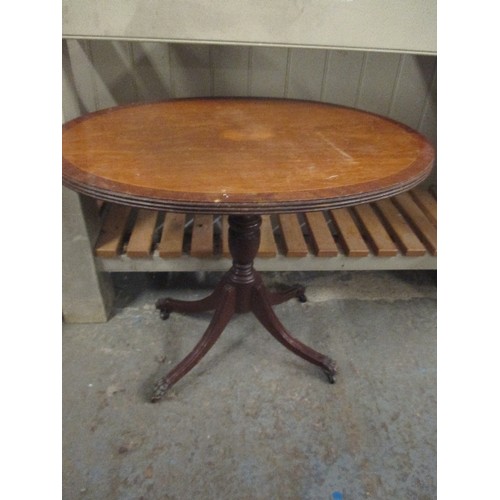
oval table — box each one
[63,98,435,402]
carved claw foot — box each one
[151,380,171,403]
[297,289,307,303]
[268,284,307,306]
[322,358,337,384]
[155,299,171,320]
[159,310,170,320]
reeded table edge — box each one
[62,162,433,214]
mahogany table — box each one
[63,98,434,402]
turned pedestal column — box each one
[152,215,337,401]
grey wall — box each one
[62,0,436,54]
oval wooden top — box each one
[63,98,434,214]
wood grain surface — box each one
[63,98,434,214]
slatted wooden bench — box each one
[93,186,436,272]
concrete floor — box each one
[62,270,436,500]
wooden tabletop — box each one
[62,98,434,214]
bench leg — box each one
[62,188,114,323]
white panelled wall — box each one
[63,40,436,181]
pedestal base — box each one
[151,215,337,402]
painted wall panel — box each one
[249,47,288,98]
[285,48,327,101]
[64,40,98,114]
[355,52,402,116]
[168,44,212,98]
[321,51,366,107]
[87,40,138,108]
[211,45,250,96]
[390,55,437,130]
[418,68,437,148]
[131,42,173,102]
[62,40,83,121]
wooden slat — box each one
[222,216,230,258]
[304,211,338,257]
[190,215,214,258]
[94,204,132,257]
[392,192,437,256]
[330,208,369,257]
[259,216,278,258]
[126,209,158,257]
[278,214,308,257]
[158,213,186,258]
[222,215,277,258]
[374,199,426,256]
[94,197,437,263]
[410,188,437,226]
[353,204,398,257]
